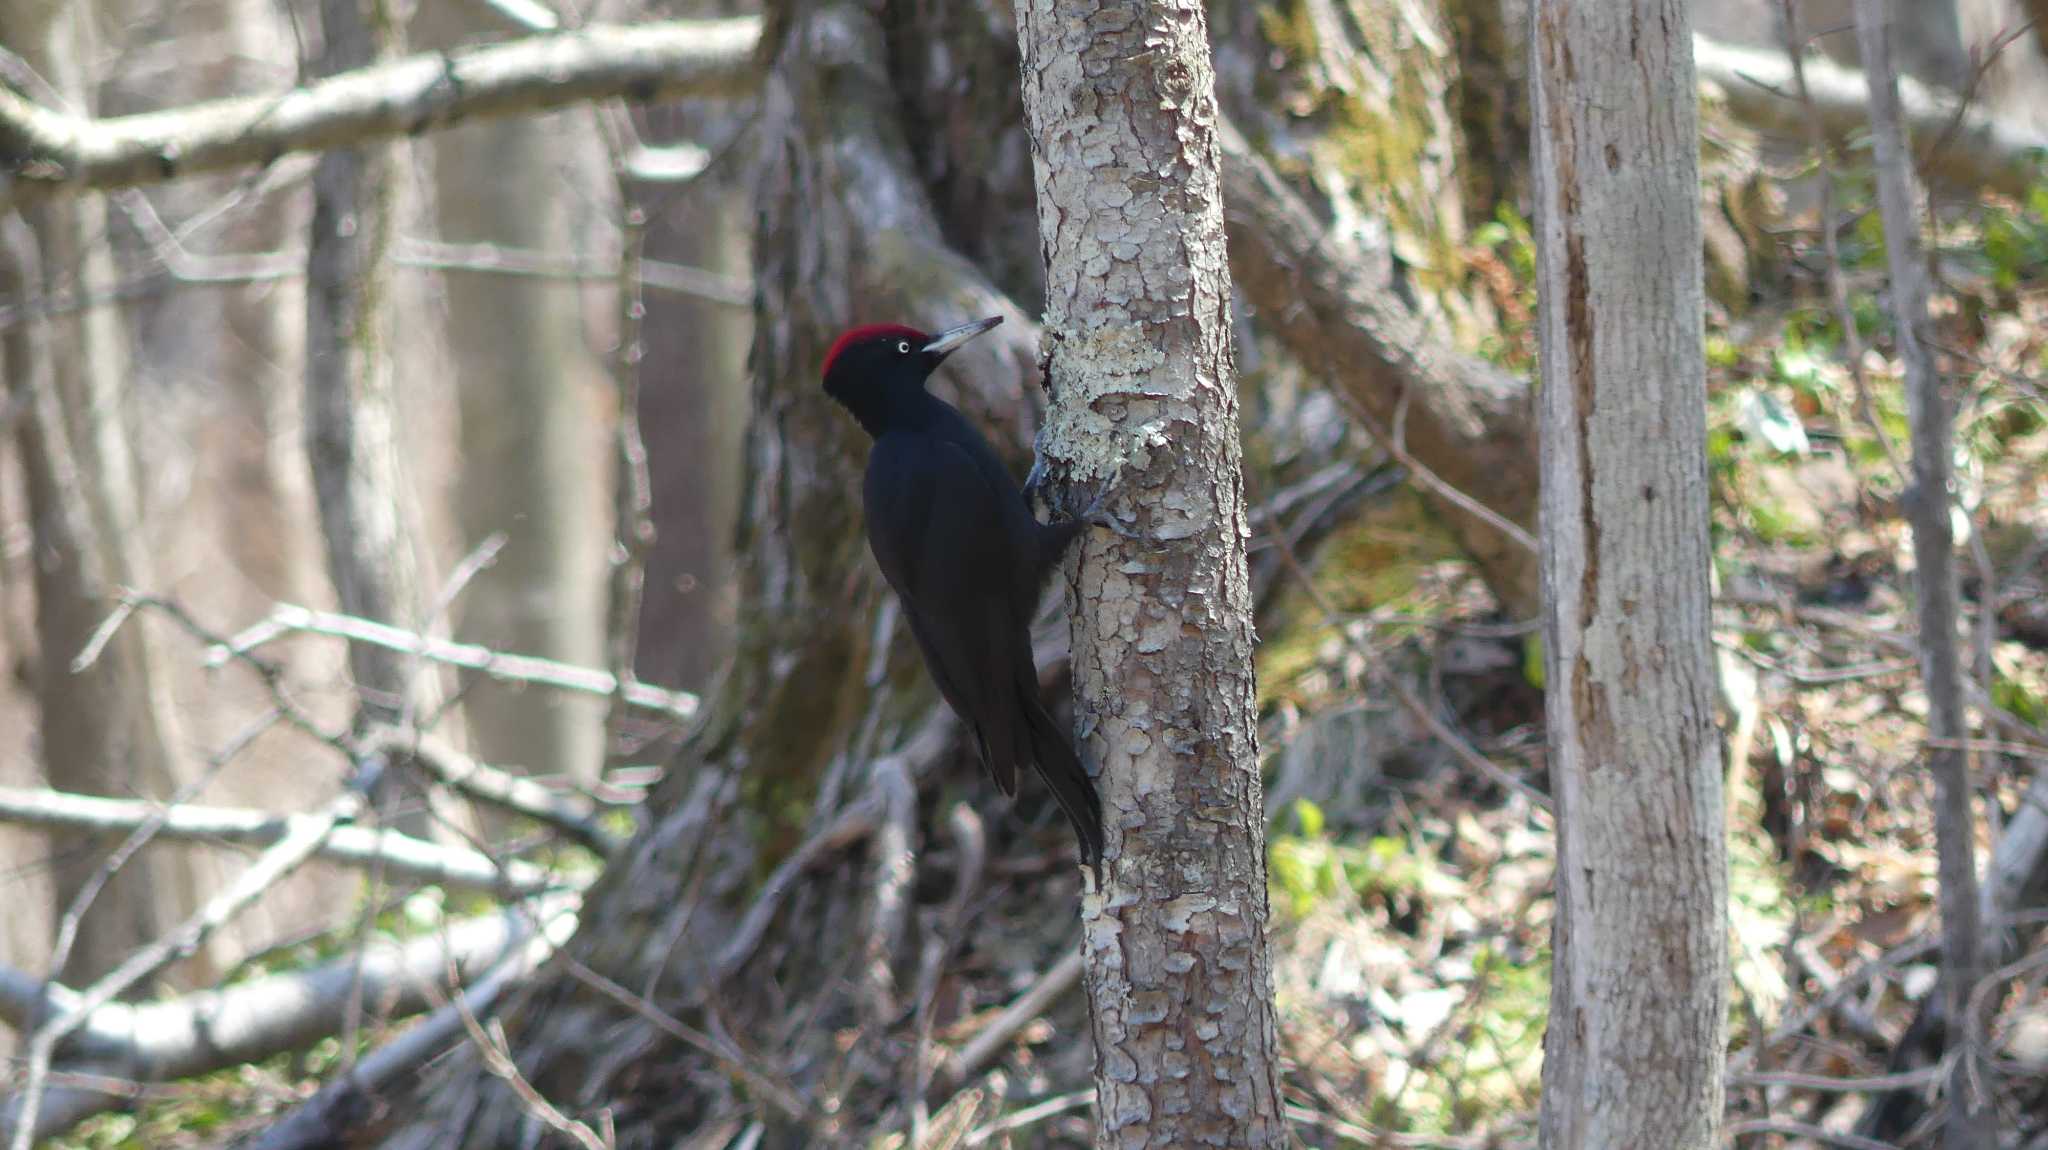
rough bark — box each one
[1529,3,1729,1148]
[414,4,609,783]
[0,0,209,987]
[1853,3,1994,1145]
[1013,2,1287,1147]
[304,0,436,734]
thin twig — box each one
[442,967,610,1150]
[237,905,578,1150]
[963,1090,1093,1146]
[369,729,624,856]
[1325,385,1539,556]
[1723,1119,1901,1150]
[558,955,810,1120]
[909,804,985,1141]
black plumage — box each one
[821,316,1105,870]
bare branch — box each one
[597,112,658,767]
[214,602,699,724]
[441,976,608,1150]
[393,237,750,307]
[369,729,625,857]
[712,715,954,980]
[941,949,1082,1087]
[0,18,763,208]
[558,956,809,1120]
[1722,1119,1902,1150]
[1855,3,1992,1142]
[1775,1,1907,480]
[860,756,917,1021]
[1218,118,1541,618]
[0,786,563,896]
[239,904,578,1150]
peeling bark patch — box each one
[1563,224,1600,633]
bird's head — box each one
[821,316,1003,432]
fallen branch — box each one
[1694,33,2048,196]
[0,899,568,1140]
[1218,119,1541,619]
[239,904,579,1150]
[0,18,762,209]
[0,785,561,896]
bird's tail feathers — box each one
[1021,692,1105,872]
[975,721,1019,798]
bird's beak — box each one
[922,315,1003,359]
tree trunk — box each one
[304,0,438,737]
[1853,3,1993,1145]
[413,5,610,785]
[1014,2,1287,1146]
[1528,3,1729,1148]
[0,0,209,988]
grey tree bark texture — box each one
[1013,2,1288,1147]
[1528,3,1730,1149]
[304,0,439,738]
[1852,3,1994,1145]
[0,0,209,987]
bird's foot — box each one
[1037,460,1154,543]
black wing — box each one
[863,433,1104,867]
[864,432,1032,796]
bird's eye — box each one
[897,340,912,355]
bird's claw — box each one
[1027,443,1157,543]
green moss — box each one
[1257,489,1461,709]
[1254,0,1480,344]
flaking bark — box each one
[1529,3,1729,1148]
[1013,2,1288,1146]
